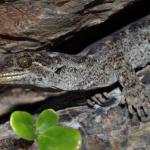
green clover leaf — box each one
[10,111,36,141]
[10,109,82,150]
[36,109,59,134]
[38,126,82,150]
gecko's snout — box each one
[0,54,30,85]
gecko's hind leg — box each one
[87,92,116,107]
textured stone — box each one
[0,87,66,116]
[0,0,137,53]
[0,105,150,150]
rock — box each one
[0,122,33,150]
[59,106,150,150]
[0,0,139,53]
[0,105,150,150]
[0,87,66,116]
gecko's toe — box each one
[87,93,107,107]
[121,95,126,104]
[128,105,134,115]
[87,99,95,107]
[136,105,145,119]
[87,92,117,108]
[94,93,102,99]
[94,93,107,103]
[103,92,109,99]
[91,93,109,105]
[142,99,150,116]
[91,95,101,105]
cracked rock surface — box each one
[0,0,139,53]
[0,105,150,150]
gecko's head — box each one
[0,51,66,90]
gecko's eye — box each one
[17,55,32,68]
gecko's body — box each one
[0,15,149,120]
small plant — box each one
[10,109,82,150]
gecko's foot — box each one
[122,86,150,121]
[87,92,116,107]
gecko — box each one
[0,15,149,121]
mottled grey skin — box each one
[0,15,149,120]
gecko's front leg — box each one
[116,54,150,121]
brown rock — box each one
[0,0,138,53]
[0,105,150,150]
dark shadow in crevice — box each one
[0,34,41,43]
[0,81,121,123]
[0,0,18,5]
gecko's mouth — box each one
[0,70,29,84]
[0,70,64,91]
[0,71,26,78]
